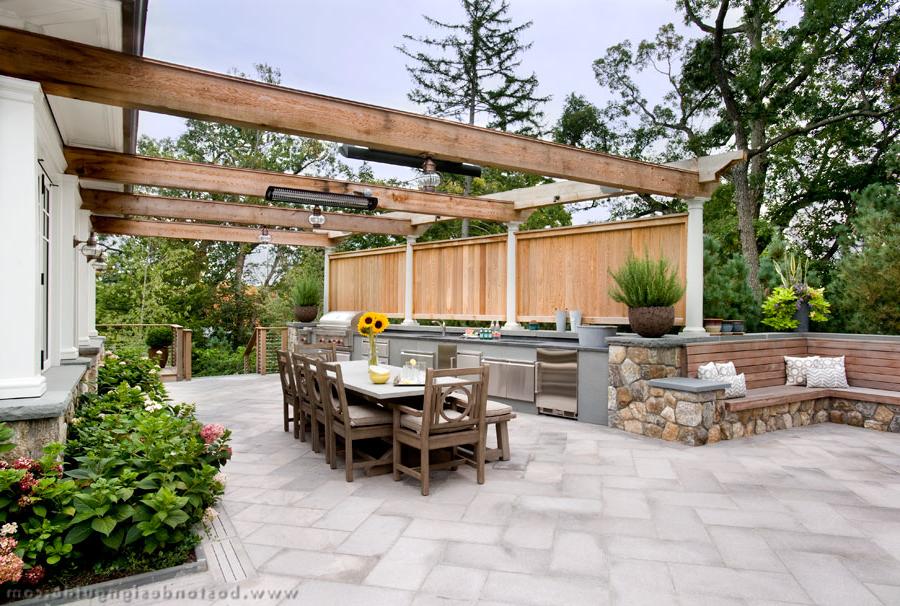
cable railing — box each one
[243,326,289,375]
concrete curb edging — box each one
[10,543,208,605]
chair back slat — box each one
[320,362,352,428]
[295,342,337,362]
[422,366,489,437]
[277,350,298,400]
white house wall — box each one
[0,75,96,398]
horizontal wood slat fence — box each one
[328,214,687,324]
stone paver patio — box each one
[119,373,900,605]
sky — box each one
[138,0,693,223]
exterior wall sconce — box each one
[73,232,100,260]
[258,226,272,244]
[90,252,108,272]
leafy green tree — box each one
[399,0,550,235]
[830,145,900,334]
[556,1,900,297]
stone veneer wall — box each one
[608,337,900,446]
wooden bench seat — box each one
[724,385,830,412]
[686,336,900,414]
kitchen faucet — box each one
[432,320,446,336]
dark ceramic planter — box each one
[294,305,319,323]
[794,300,810,332]
[628,306,675,338]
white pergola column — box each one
[322,247,333,314]
[501,221,522,331]
[680,197,708,337]
[0,77,46,398]
[76,209,94,347]
[55,174,79,360]
[401,236,418,326]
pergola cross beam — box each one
[81,189,416,237]
[0,26,710,198]
[65,147,521,223]
[90,216,335,247]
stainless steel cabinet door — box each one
[505,361,536,402]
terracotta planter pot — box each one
[294,305,319,323]
[628,306,675,338]
[148,346,169,368]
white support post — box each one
[87,264,97,338]
[55,174,79,360]
[322,247,333,315]
[501,221,522,331]
[76,209,93,347]
[401,236,418,326]
[0,77,46,398]
[680,197,708,337]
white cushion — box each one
[784,356,819,386]
[715,361,737,377]
[347,404,392,427]
[807,356,849,388]
[486,400,513,417]
[697,362,719,380]
[723,373,747,399]
[400,409,465,433]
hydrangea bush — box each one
[0,351,231,592]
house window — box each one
[39,173,50,369]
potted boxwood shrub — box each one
[609,254,685,338]
[292,276,321,323]
[145,326,173,367]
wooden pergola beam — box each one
[91,216,334,247]
[0,26,708,198]
[65,147,520,223]
[81,189,416,236]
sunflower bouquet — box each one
[358,312,389,366]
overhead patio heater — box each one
[265,186,378,211]
[339,144,483,178]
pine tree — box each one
[398,0,549,236]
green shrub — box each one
[609,254,685,308]
[291,276,321,307]
[192,346,245,377]
[145,326,174,349]
[0,353,230,590]
[97,351,166,401]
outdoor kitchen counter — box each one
[379,327,610,352]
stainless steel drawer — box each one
[484,358,535,402]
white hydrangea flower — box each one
[213,472,227,485]
[202,508,218,524]
[0,522,17,536]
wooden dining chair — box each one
[319,361,393,482]
[392,366,489,496]
[276,350,302,439]
[295,342,337,362]
[288,352,315,444]
[297,355,328,457]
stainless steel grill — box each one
[310,311,363,360]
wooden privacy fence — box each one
[328,214,687,325]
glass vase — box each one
[368,334,378,367]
